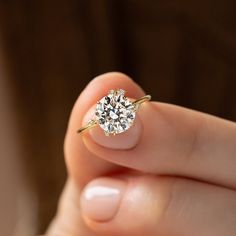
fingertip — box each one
[68,72,145,133]
[81,72,144,104]
[64,72,146,187]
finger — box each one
[80,175,236,236]
[82,100,236,188]
[64,72,145,187]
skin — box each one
[46,72,236,236]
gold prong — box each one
[109,90,115,94]
[77,119,97,133]
[118,89,125,95]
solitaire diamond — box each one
[95,89,136,135]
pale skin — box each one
[46,72,236,236]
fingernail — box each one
[80,178,126,222]
[83,106,142,149]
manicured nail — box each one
[80,178,126,222]
[82,106,142,149]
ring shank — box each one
[77,119,97,133]
[132,94,151,107]
[77,94,151,133]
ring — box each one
[77,89,151,136]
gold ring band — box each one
[132,95,151,108]
[77,91,151,135]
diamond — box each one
[95,89,136,135]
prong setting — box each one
[95,89,135,135]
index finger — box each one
[64,72,145,187]
[81,77,236,189]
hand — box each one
[46,72,236,236]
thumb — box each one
[80,175,171,236]
[80,175,236,236]
[82,99,236,188]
